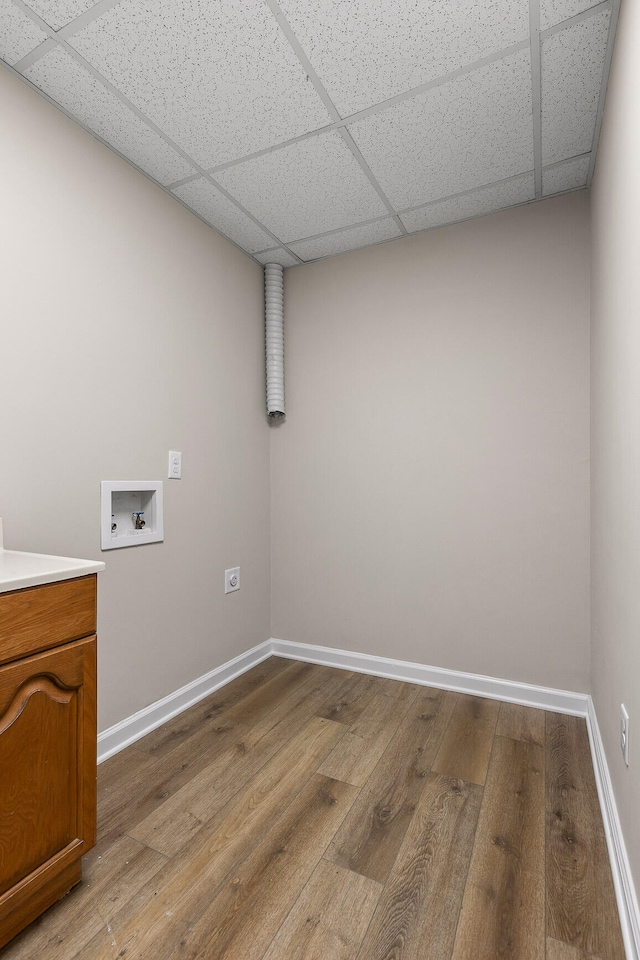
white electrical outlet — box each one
[225,567,240,594]
[621,704,630,766]
[168,451,182,479]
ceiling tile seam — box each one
[264,0,402,231]
[0,59,264,262]
[530,0,543,200]
[540,0,611,40]
[543,151,591,171]
[395,171,536,217]
[8,20,288,253]
[263,0,341,123]
[205,122,337,177]
[336,39,531,129]
[13,37,56,73]
[337,127,408,230]
[55,0,125,39]
[400,196,538,235]
[297,233,402,263]
[10,0,123,37]
[254,212,400,252]
[192,41,534,184]
[252,246,302,263]
[587,0,621,185]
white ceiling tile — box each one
[67,0,332,168]
[289,218,402,262]
[540,0,602,31]
[215,130,388,243]
[25,47,195,184]
[542,10,611,165]
[254,249,300,268]
[22,0,96,30]
[279,0,529,117]
[349,49,533,210]
[400,175,535,233]
[173,178,274,253]
[542,155,590,195]
[0,0,47,65]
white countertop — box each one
[0,550,105,593]
[0,520,105,593]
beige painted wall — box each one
[591,0,640,893]
[271,193,591,692]
[0,68,270,731]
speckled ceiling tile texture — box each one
[541,9,611,165]
[254,249,300,268]
[25,47,196,185]
[215,130,388,242]
[172,177,274,253]
[67,0,331,168]
[289,218,402,262]
[0,0,47,65]
[540,0,602,31]
[348,48,533,210]
[400,174,535,233]
[22,0,97,31]
[279,0,529,117]
[542,155,590,195]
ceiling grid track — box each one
[265,0,403,232]
[9,0,303,262]
[1,0,619,265]
[529,0,543,199]
[588,0,621,184]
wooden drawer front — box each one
[0,576,96,666]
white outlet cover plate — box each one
[168,451,182,479]
[225,566,240,594]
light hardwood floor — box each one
[2,657,626,960]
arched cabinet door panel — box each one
[0,577,97,951]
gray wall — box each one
[591,0,640,897]
[0,68,271,730]
[272,193,591,692]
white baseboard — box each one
[586,699,640,960]
[270,637,590,716]
[97,634,638,960]
[97,640,271,763]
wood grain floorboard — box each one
[546,938,607,960]
[432,694,500,785]
[128,668,353,856]
[222,660,318,725]
[0,659,626,960]
[96,716,249,844]
[2,835,166,960]
[134,657,291,758]
[315,671,391,725]
[71,716,346,960]
[262,860,381,960]
[546,714,625,960]
[496,701,546,746]
[174,775,358,960]
[451,735,545,960]
[318,690,416,786]
[356,772,482,960]
[325,687,456,883]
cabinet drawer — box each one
[0,576,96,666]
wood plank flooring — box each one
[1,658,625,960]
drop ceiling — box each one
[1,0,619,267]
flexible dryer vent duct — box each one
[265,263,285,419]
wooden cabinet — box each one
[0,575,97,949]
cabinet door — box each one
[0,635,96,899]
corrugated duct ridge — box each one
[265,263,285,419]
